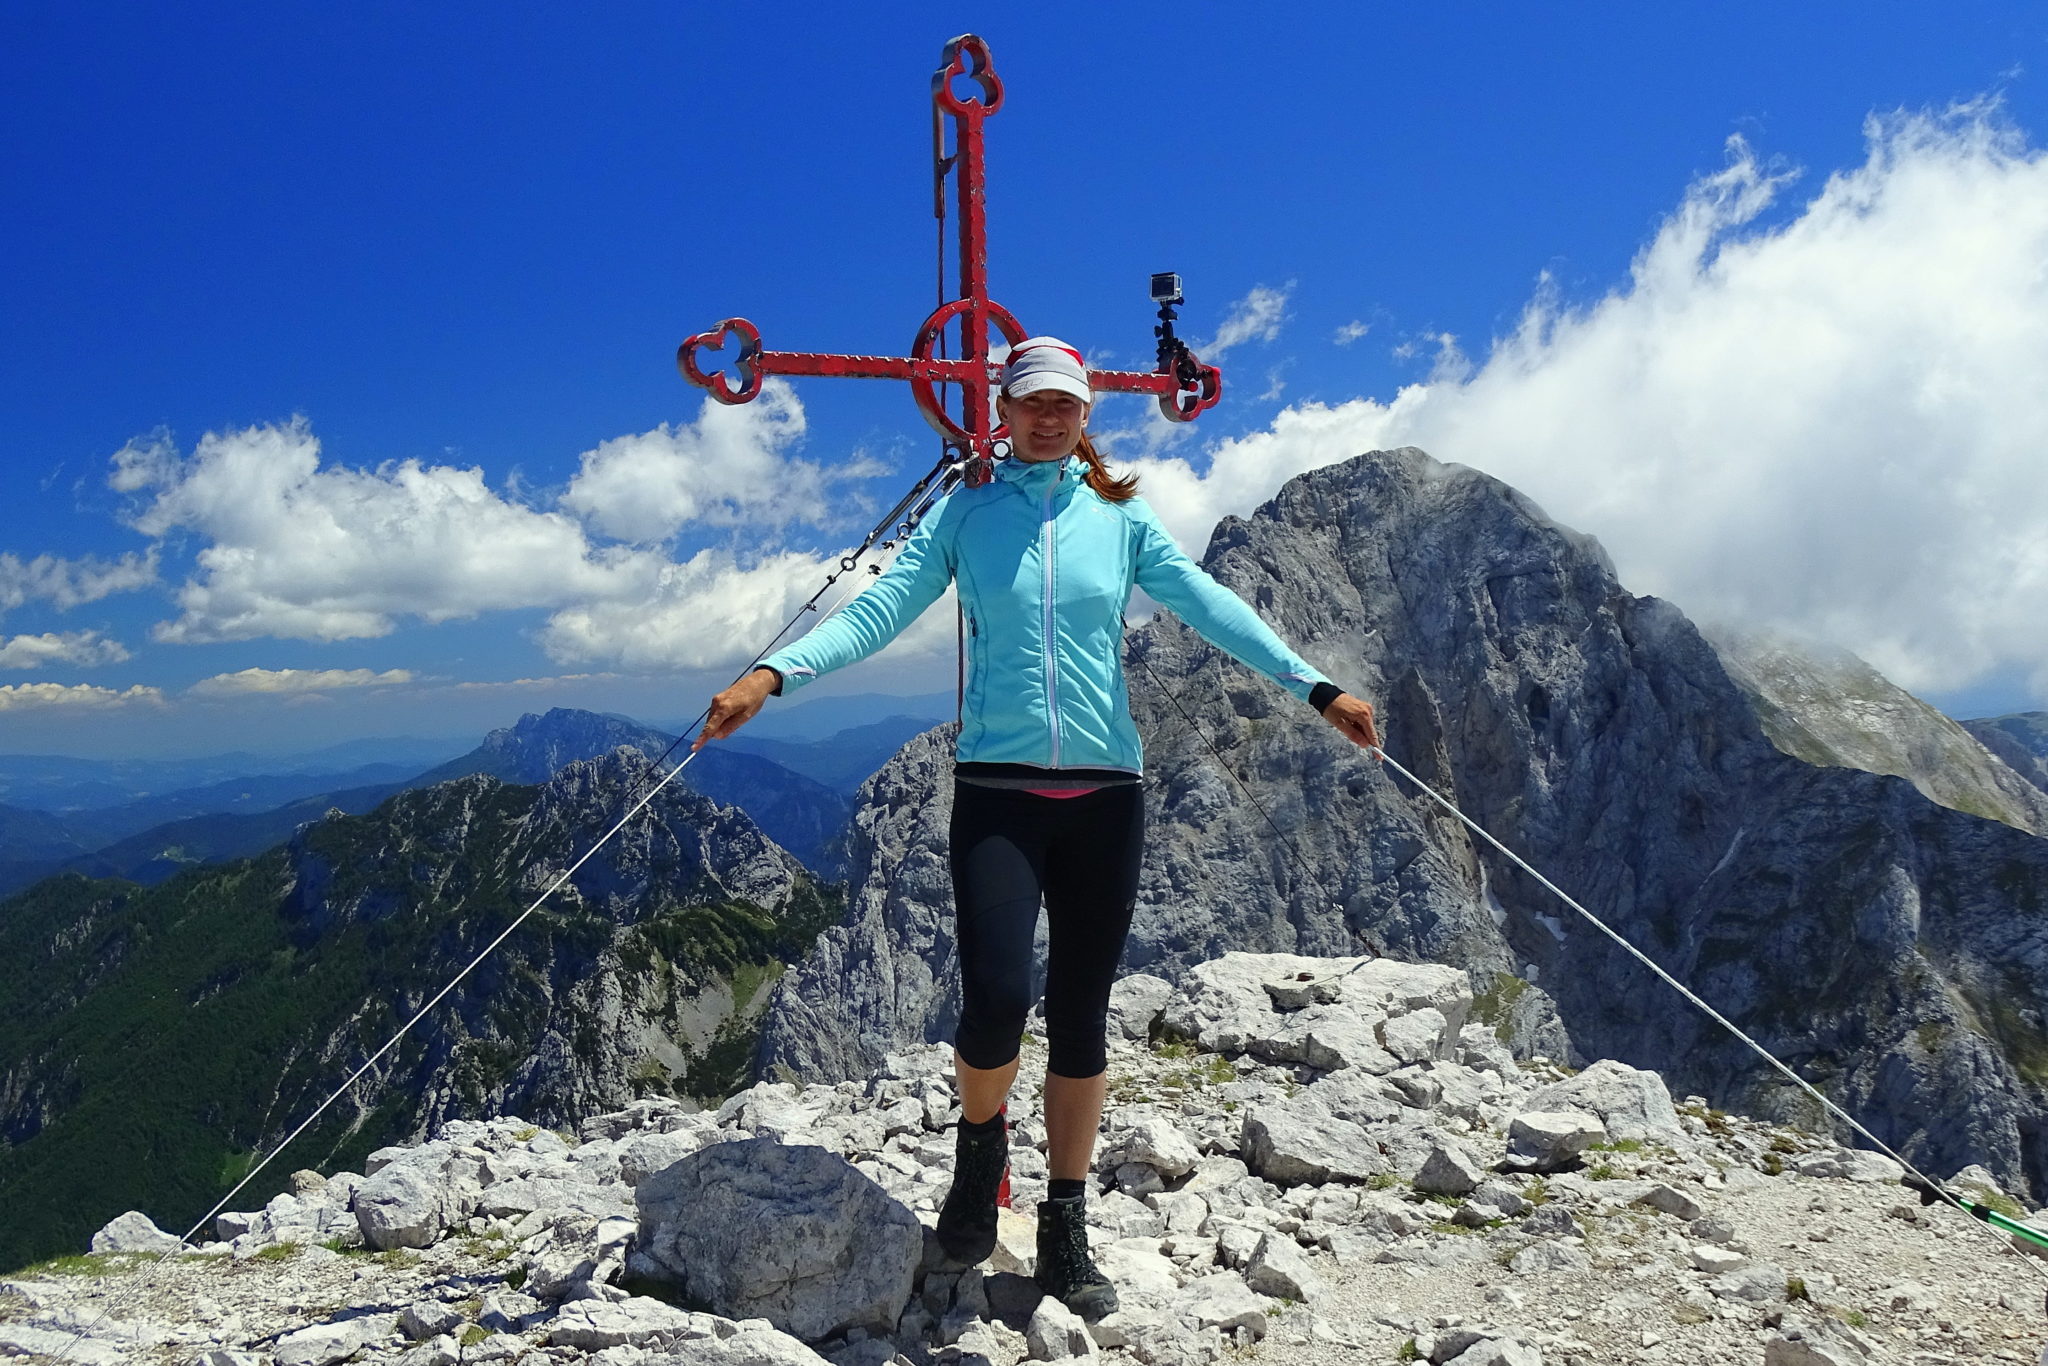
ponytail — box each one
[1073,431,1139,503]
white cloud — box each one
[1130,102,2048,704]
[1333,321,1371,345]
[0,550,156,612]
[191,667,415,696]
[0,682,164,711]
[560,380,886,543]
[101,390,910,677]
[444,672,615,692]
[1204,282,1294,358]
[537,543,960,678]
[0,631,132,669]
[112,420,669,644]
[539,547,828,672]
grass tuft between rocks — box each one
[13,1253,135,1279]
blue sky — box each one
[5,3,2047,757]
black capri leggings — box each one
[948,780,1145,1079]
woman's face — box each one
[999,389,1090,463]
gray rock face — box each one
[754,728,962,1084]
[754,447,2048,1203]
[635,1137,921,1341]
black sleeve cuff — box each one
[759,666,784,696]
[1308,681,1345,714]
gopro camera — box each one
[1150,272,1184,305]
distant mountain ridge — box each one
[0,803,90,864]
[1963,712,2048,798]
[724,715,942,793]
[1707,631,2048,835]
[0,737,468,811]
[0,705,924,899]
[0,781,414,896]
[419,709,853,876]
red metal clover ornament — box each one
[677,34,1223,486]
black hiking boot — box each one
[934,1110,1010,1266]
[1034,1193,1119,1321]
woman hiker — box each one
[695,337,1381,1320]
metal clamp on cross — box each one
[677,33,1224,487]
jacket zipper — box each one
[966,612,980,748]
[1041,468,1062,767]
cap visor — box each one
[1004,374,1093,401]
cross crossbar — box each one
[677,34,1222,484]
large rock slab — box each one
[355,1165,459,1251]
[274,1314,400,1366]
[636,1136,921,1341]
[1503,1111,1605,1172]
[1105,973,1174,1040]
[1520,1059,1686,1145]
[1241,1100,1389,1185]
[1163,952,1374,1054]
[89,1210,186,1255]
[545,1297,715,1349]
[0,1326,127,1366]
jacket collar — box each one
[995,454,1081,495]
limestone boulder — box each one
[1240,1101,1390,1186]
[1502,1110,1605,1172]
[1520,1059,1686,1146]
[636,1136,921,1341]
[89,1210,186,1255]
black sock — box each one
[1048,1178,1086,1202]
[960,1105,1006,1136]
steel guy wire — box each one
[1132,644,2044,1286]
[1366,744,2048,1290]
[31,464,952,1366]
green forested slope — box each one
[0,755,838,1272]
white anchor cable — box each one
[1368,743,2048,1289]
[29,477,944,1366]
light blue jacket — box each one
[762,455,1332,773]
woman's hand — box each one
[1322,692,1381,756]
[692,668,780,752]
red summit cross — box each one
[677,33,1224,486]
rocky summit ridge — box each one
[758,448,2048,1208]
[7,952,2047,1366]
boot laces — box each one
[1045,1201,1106,1287]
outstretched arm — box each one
[693,499,957,748]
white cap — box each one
[1002,337,1091,402]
